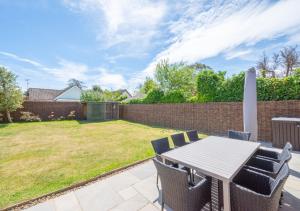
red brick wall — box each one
[120,101,300,141]
[6,101,85,121]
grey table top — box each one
[161,136,260,181]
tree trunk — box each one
[5,109,12,123]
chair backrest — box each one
[279,142,292,160]
[152,158,189,201]
[283,142,293,152]
[234,167,273,195]
[275,150,292,173]
[186,130,200,142]
[151,137,170,155]
[228,130,251,141]
[270,163,289,195]
[171,133,187,147]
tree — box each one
[154,59,197,98]
[80,90,104,102]
[197,70,225,102]
[0,67,23,123]
[256,52,278,78]
[280,46,299,77]
[92,85,102,92]
[140,77,158,94]
[188,62,212,72]
[67,78,85,89]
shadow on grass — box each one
[76,119,120,124]
[0,123,8,128]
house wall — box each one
[55,86,82,102]
[119,100,300,142]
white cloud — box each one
[63,0,166,48]
[142,0,300,76]
[225,49,253,60]
[0,51,43,67]
[95,68,127,90]
[43,59,88,82]
[0,50,128,90]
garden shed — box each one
[84,102,119,121]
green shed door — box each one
[86,103,106,121]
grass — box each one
[0,120,184,208]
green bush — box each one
[143,89,164,103]
[197,70,225,102]
[161,91,186,103]
[127,98,144,104]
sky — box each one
[0,0,300,93]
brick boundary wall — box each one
[119,100,300,142]
[1,101,86,122]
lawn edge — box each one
[2,157,153,211]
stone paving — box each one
[24,146,300,211]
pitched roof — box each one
[27,88,64,101]
[116,89,132,97]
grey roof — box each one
[115,89,132,97]
[27,88,63,101]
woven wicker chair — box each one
[246,150,291,178]
[186,130,201,142]
[153,158,211,211]
[171,133,188,147]
[230,163,289,211]
[255,142,293,162]
[151,137,177,187]
[228,130,251,141]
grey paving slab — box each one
[118,186,138,200]
[133,175,159,203]
[74,181,123,211]
[104,171,141,192]
[129,161,156,180]
[139,203,159,211]
[24,200,55,211]
[53,192,81,211]
[109,194,148,211]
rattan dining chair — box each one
[153,158,211,211]
[228,130,251,141]
[151,137,176,188]
[255,142,292,162]
[171,133,188,147]
[245,150,292,178]
[230,163,289,211]
[186,130,201,142]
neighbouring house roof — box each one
[115,89,132,98]
[27,88,63,101]
[125,91,146,101]
[27,86,79,101]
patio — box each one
[23,144,300,211]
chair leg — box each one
[161,192,164,211]
[156,174,159,190]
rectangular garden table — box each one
[161,136,260,211]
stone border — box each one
[2,157,153,211]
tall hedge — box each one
[197,69,300,102]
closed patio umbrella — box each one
[243,67,258,141]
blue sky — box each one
[0,0,300,92]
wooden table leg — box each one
[223,180,231,211]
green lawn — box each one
[0,120,182,208]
